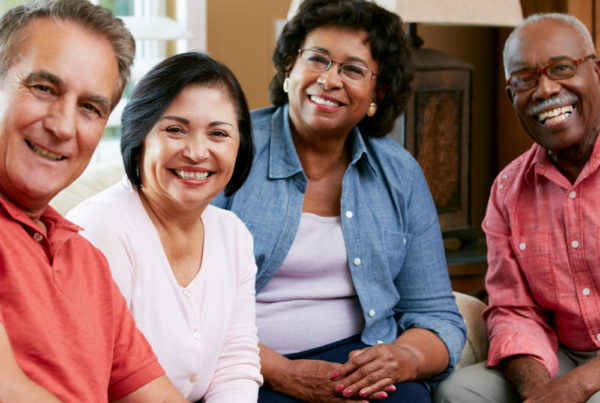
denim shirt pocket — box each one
[511,233,555,305]
[382,230,412,279]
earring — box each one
[283,77,290,93]
[367,102,377,117]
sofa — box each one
[50,159,489,369]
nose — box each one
[42,97,76,140]
[182,133,210,162]
[532,73,562,100]
[318,63,343,89]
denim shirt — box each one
[212,105,466,379]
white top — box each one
[256,213,364,354]
[67,178,262,402]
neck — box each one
[0,191,49,234]
[548,133,598,183]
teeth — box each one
[174,169,209,180]
[310,95,340,107]
[26,140,63,161]
[537,105,573,123]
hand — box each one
[281,359,369,403]
[331,343,415,400]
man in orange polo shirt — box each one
[0,1,187,401]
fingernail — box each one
[378,392,388,399]
[343,389,353,397]
[359,389,368,397]
[335,384,344,394]
[386,385,396,392]
[331,370,340,380]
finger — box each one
[340,368,389,398]
[357,378,395,399]
[348,348,366,360]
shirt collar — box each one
[528,133,600,185]
[268,104,376,179]
[0,194,81,236]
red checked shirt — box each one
[483,137,600,379]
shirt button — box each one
[402,238,407,245]
[193,331,201,339]
[189,375,197,383]
[569,191,577,199]
[377,340,384,344]
[572,240,579,249]
[345,211,353,219]
[596,333,600,342]
[498,184,504,189]
[182,289,191,297]
[519,242,526,251]
[353,257,361,266]
[368,309,376,317]
[33,233,43,242]
[583,288,591,296]
[502,174,508,179]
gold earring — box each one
[283,77,290,93]
[367,102,377,117]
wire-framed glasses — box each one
[507,55,596,92]
[298,49,377,83]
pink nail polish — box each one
[331,370,340,380]
[359,389,368,397]
[335,384,344,394]
[379,392,388,399]
[343,389,353,397]
[386,385,396,392]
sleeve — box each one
[67,202,135,306]
[393,160,467,381]
[202,230,263,403]
[482,176,559,377]
[107,277,164,399]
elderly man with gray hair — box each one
[434,12,600,403]
[0,1,187,401]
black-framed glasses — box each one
[298,49,377,83]
[507,55,596,92]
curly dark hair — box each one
[270,0,414,136]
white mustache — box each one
[525,95,578,116]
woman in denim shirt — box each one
[213,0,466,402]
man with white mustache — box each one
[434,13,600,403]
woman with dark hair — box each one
[67,52,262,402]
[212,0,466,402]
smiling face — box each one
[505,19,600,154]
[286,25,378,139]
[0,18,119,216]
[140,84,240,214]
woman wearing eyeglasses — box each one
[213,1,465,402]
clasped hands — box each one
[285,343,417,403]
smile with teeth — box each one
[172,169,211,180]
[310,95,341,107]
[537,105,574,125]
[26,140,64,161]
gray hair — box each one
[503,13,595,79]
[0,0,135,108]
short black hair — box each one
[121,52,253,197]
[270,0,414,136]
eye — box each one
[209,129,229,138]
[81,103,102,117]
[29,84,56,97]
[165,126,185,136]
[342,64,368,78]
[305,51,330,66]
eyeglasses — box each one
[298,49,377,83]
[507,55,596,92]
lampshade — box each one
[120,16,192,40]
[288,0,523,27]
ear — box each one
[505,86,514,103]
[593,58,600,82]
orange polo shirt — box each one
[0,196,164,401]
